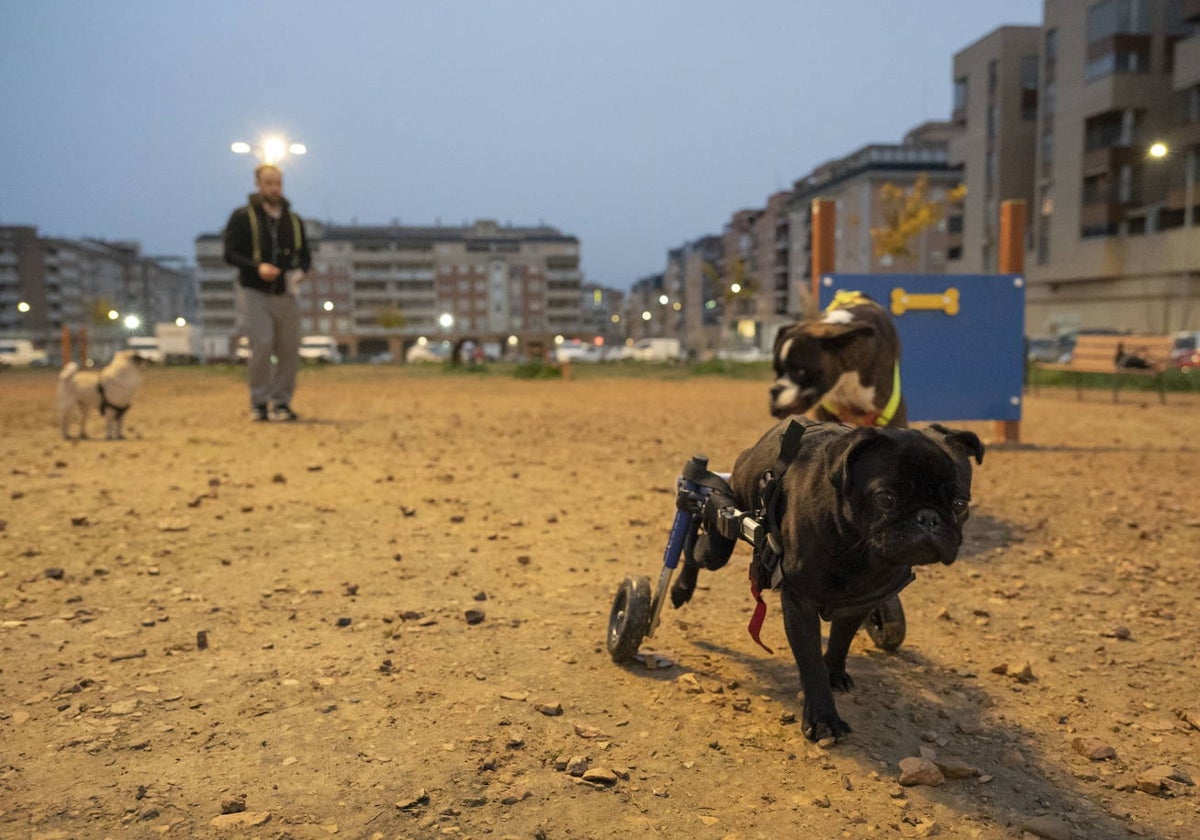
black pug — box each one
[671,418,983,742]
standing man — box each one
[223,163,311,421]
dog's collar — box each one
[820,361,901,427]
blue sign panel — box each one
[820,274,1025,422]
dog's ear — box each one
[926,424,985,465]
[827,427,894,500]
[806,319,876,344]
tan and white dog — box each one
[770,291,907,427]
[57,351,148,440]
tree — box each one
[375,305,406,330]
[703,258,756,302]
[870,174,966,261]
[84,296,118,327]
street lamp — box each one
[1150,140,1196,329]
[17,301,30,313]
[231,135,308,165]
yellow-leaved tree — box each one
[870,174,966,261]
[703,258,756,302]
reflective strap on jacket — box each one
[247,204,302,265]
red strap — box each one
[747,581,774,654]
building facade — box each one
[947,1,1200,335]
[0,225,194,362]
[948,26,1042,273]
[195,219,583,360]
[786,122,965,316]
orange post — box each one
[995,199,1027,445]
[810,199,836,311]
[61,325,72,365]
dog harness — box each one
[707,419,915,652]
[96,383,129,420]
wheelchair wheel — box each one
[606,576,653,663]
[864,595,906,651]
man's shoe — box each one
[270,404,299,422]
[250,404,269,422]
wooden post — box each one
[61,325,72,365]
[810,199,836,312]
[995,199,1027,445]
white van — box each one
[0,339,49,367]
[629,337,682,362]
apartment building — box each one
[579,281,625,350]
[626,233,727,358]
[0,225,193,361]
[195,219,583,359]
[948,26,1042,273]
[846,1,1200,335]
[786,122,965,315]
[1013,0,1199,334]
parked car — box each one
[554,341,606,363]
[299,335,342,363]
[0,339,49,367]
[406,340,450,363]
[1171,331,1200,372]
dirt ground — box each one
[1,364,1198,840]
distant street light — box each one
[1149,140,1196,329]
[107,309,119,321]
[175,317,187,327]
[438,313,454,329]
[641,310,652,321]
[17,301,30,313]
[322,301,334,312]
[231,135,308,166]
[123,314,141,330]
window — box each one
[1020,55,1039,121]
[953,76,968,122]
[1085,0,1151,81]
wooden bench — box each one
[1032,333,1171,400]
[1033,334,1173,403]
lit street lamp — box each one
[1150,140,1196,329]
[231,135,308,165]
[17,301,31,313]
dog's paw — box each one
[802,702,853,742]
[669,566,698,608]
[827,668,855,693]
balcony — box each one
[1082,145,1141,176]
[1176,34,1200,89]
[1080,200,1124,235]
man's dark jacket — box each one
[223,194,312,294]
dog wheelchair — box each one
[605,444,907,664]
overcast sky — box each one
[0,1,1043,289]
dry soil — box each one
[1,366,1198,839]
